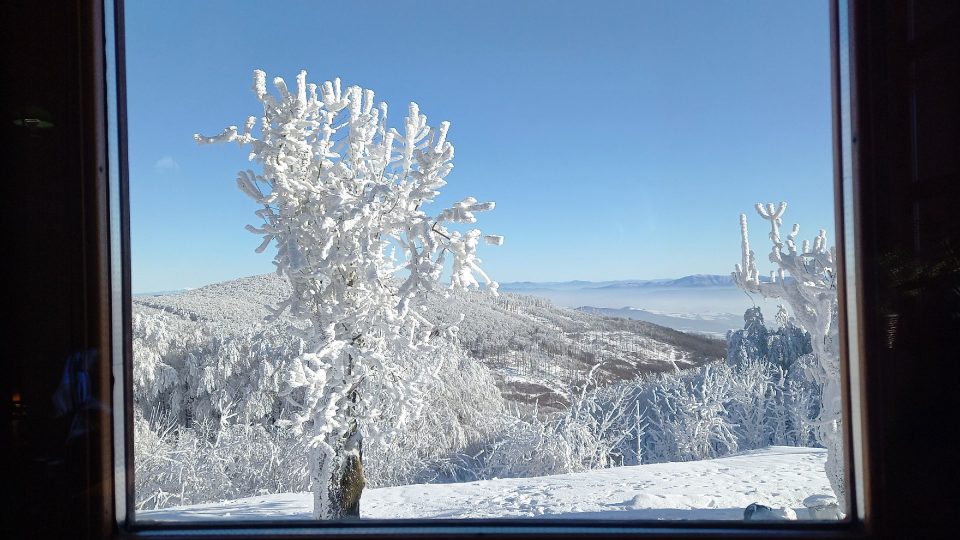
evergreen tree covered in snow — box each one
[732,202,844,511]
[725,306,817,448]
[767,305,815,370]
[726,306,813,371]
[725,307,769,368]
[195,70,502,519]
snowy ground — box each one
[140,446,832,522]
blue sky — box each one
[126,0,833,293]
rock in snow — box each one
[803,493,842,520]
[743,503,797,520]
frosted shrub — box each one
[133,410,309,510]
[787,354,821,447]
[559,356,819,468]
[363,346,509,487]
[563,383,635,468]
[133,410,180,510]
[475,376,634,479]
[455,350,820,483]
[485,416,585,478]
[641,363,739,463]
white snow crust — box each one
[141,446,831,522]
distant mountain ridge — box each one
[595,274,736,289]
[499,274,788,292]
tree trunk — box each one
[332,427,365,519]
[312,427,365,520]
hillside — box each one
[134,274,726,410]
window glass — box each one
[125,0,846,523]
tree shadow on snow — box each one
[137,499,311,522]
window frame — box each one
[80,0,926,537]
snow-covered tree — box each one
[195,70,503,519]
[732,202,844,512]
[726,306,814,374]
[766,305,814,370]
[725,307,769,368]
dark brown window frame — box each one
[7,0,957,538]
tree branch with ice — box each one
[732,202,844,514]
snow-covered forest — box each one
[133,273,821,512]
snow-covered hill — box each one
[134,274,292,324]
[140,446,831,521]
[133,273,725,410]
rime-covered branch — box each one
[732,201,844,514]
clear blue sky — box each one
[126,0,834,293]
